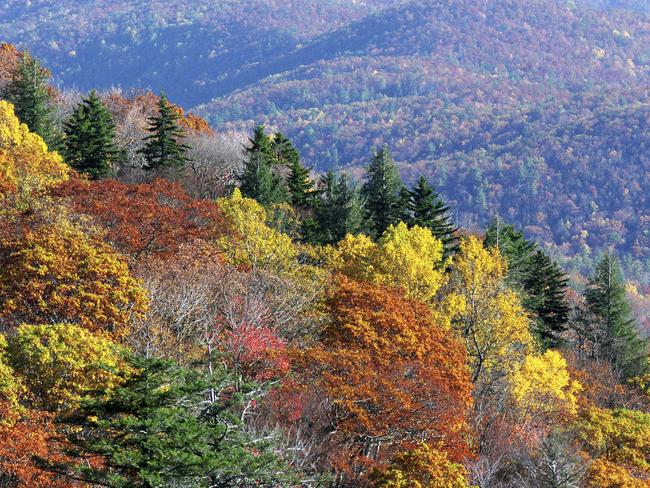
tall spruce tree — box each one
[272,132,313,206]
[484,219,537,285]
[361,146,404,238]
[3,52,60,149]
[584,254,648,378]
[239,125,288,205]
[138,94,190,172]
[485,219,569,346]
[523,250,570,347]
[63,90,121,179]
[305,171,364,245]
[58,356,296,487]
[407,176,459,257]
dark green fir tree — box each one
[239,125,288,205]
[485,219,569,347]
[3,52,60,149]
[407,176,459,257]
[57,356,297,487]
[305,171,364,245]
[584,254,648,378]
[523,250,570,347]
[484,218,537,286]
[63,90,122,179]
[138,94,190,172]
[272,132,313,207]
[361,146,404,238]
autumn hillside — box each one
[0,3,649,486]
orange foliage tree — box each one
[53,177,228,261]
[294,276,473,482]
[0,404,78,488]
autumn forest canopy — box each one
[0,0,649,486]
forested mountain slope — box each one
[2,0,650,279]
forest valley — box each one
[0,47,649,488]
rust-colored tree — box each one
[52,177,228,261]
[294,277,473,483]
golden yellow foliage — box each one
[510,350,582,417]
[7,323,128,412]
[0,214,149,337]
[575,407,650,473]
[333,223,446,302]
[446,236,534,381]
[586,459,648,488]
[371,443,470,488]
[0,335,22,417]
[216,189,298,273]
[0,100,68,207]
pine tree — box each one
[58,356,297,487]
[407,176,459,257]
[272,132,313,206]
[239,125,288,205]
[306,171,364,245]
[523,250,570,347]
[485,219,569,346]
[138,93,190,172]
[484,219,536,286]
[3,52,59,149]
[63,90,122,179]
[584,254,648,378]
[361,146,404,238]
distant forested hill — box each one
[2,0,650,280]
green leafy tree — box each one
[407,176,459,257]
[239,125,288,205]
[361,147,404,238]
[306,171,364,245]
[138,94,190,172]
[57,356,296,488]
[3,52,59,149]
[584,254,648,378]
[63,90,122,179]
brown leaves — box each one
[53,176,229,262]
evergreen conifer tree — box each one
[59,356,297,487]
[484,219,537,285]
[485,219,570,346]
[63,90,122,179]
[584,254,648,378]
[138,94,190,172]
[361,146,404,238]
[272,132,313,206]
[306,171,364,245]
[523,250,570,347]
[239,125,288,205]
[3,52,60,148]
[408,176,459,256]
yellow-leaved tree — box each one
[445,236,534,382]
[510,350,582,418]
[370,443,470,488]
[334,222,447,302]
[0,213,149,337]
[0,334,22,418]
[0,100,68,207]
[7,323,128,412]
[216,189,299,273]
